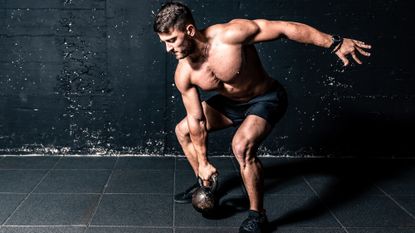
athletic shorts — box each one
[205,84,287,127]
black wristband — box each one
[332,40,343,53]
[329,35,343,53]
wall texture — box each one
[0,0,414,157]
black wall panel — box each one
[0,0,414,157]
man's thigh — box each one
[202,101,234,132]
[232,115,273,148]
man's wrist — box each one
[329,35,343,53]
[198,157,209,166]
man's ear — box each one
[185,24,196,37]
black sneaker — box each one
[174,182,199,204]
[239,210,269,233]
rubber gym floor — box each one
[0,156,414,233]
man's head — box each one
[153,1,195,34]
[154,2,197,59]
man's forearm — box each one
[282,21,333,48]
[192,136,208,166]
[280,21,371,66]
[187,117,209,166]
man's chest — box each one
[190,46,245,90]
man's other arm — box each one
[221,19,371,66]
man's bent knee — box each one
[175,119,190,142]
[232,138,257,167]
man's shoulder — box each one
[206,19,250,32]
[204,21,236,37]
[174,61,193,92]
[205,19,257,44]
[175,60,191,78]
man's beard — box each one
[174,38,195,60]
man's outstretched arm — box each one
[222,19,371,66]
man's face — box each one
[158,27,194,60]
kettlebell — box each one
[192,175,219,214]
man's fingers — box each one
[335,39,371,66]
[351,52,362,64]
[354,40,372,49]
[337,53,350,66]
[356,47,371,57]
[201,173,218,186]
[359,43,372,49]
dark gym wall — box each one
[0,0,414,157]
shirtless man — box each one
[153,2,371,232]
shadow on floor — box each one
[206,158,413,232]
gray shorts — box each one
[205,85,287,126]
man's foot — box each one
[239,210,269,233]
[174,182,199,204]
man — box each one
[153,2,370,233]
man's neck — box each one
[187,31,209,63]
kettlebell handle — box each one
[197,174,218,192]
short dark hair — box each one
[153,1,195,33]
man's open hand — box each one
[335,38,372,66]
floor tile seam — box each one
[116,157,176,159]
[0,192,28,195]
[0,169,112,171]
[268,192,392,198]
[174,224,240,228]
[264,194,320,197]
[174,226,239,229]
[28,192,103,195]
[375,184,415,220]
[51,168,113,171]
[1,156,62,227]
[218,193,246,197]
[85,157,120,230]
[3,225,87,227]
[386,194,415,197]
[345,226,415,229]
[0,169,50,171]
[88,225,173,228]
[175,226,347,230]
[173,157,177,233]
[103,192,173,195]
[272,226,353,229]
[0,8,106,11]
[113,168,175,171]
[302,176,350,233]
[217,192,245,196]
